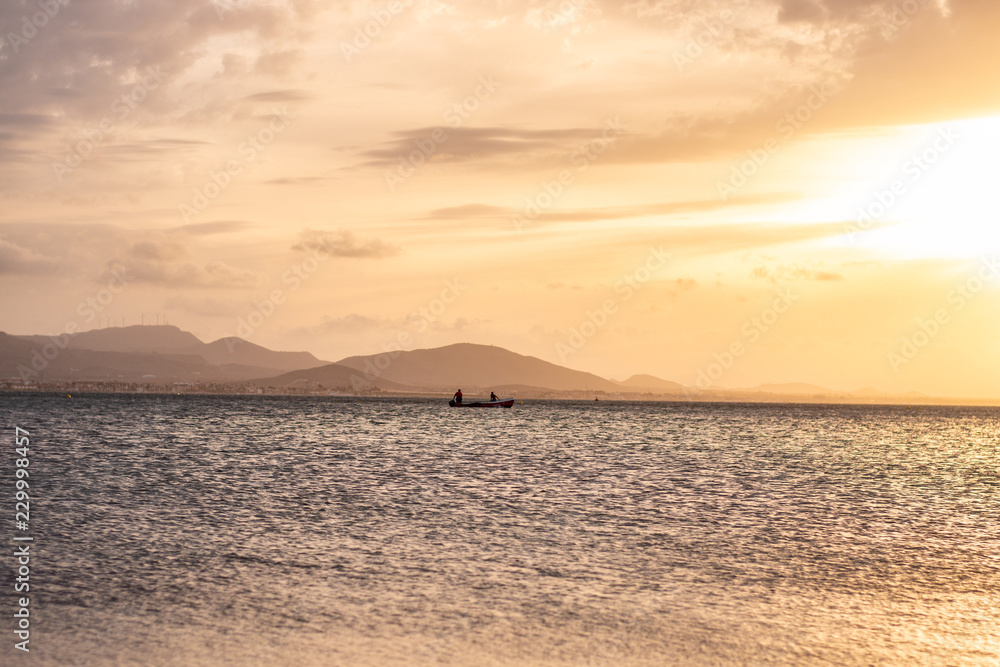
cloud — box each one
[0,0,317,141]
[0,222,274,289]
[107,257,266,289]
[242,89,312,102]
[775,0,952,24]
[314,314,388,333]
[130,240,186,262]
[0,113,54,129]
[296,311,486,338]
[292,229,401,259]
[425,194,800,225]
[0,238,59,275]
[253,49,306,76]
[358,126,601,167]
[749,261,845,283]
[826,0,1000,127]
[0,223,124,278]
[777,0,829,23]
[263,176,328,185]
[109,230,267,288]
[428,204,508,219]
[646,221,852,257]
[610,0,999,163]
[170,220,255,236]
[524,196,799,223]
[164,295,248,318]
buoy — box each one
[66,394,71,398]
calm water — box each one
[2,394,999,666]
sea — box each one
[1,393,998,666]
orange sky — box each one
[2,0,1000,398]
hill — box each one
[0,331,240,381]
[334,343,623,392]
[5,327,948,403]
[17,325,202,353]
[251,364,414,392]
[3,326,327,382]
[15,326,326,373]
[616,374,686,394]
[196,337,327,371]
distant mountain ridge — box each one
[4,325,327,382]
[18,325,204,353]
[0,325,951,403]
[750,383,833,396]
[0,331,229,382]
[616,374,686,393]
[196,337,325,371]
[334,343,626,393]
[253,364,414,392]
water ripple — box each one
[2,395,998,665]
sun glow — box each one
[827,116,1000,258]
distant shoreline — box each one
[4,385,999,408]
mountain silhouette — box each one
[334,343,623,392]
[616,374,686,393]
[3,326,326,382]
[1,326,939,403]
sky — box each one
[2,0,1000,398]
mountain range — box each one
[0,324,942,403]
[2,326,326,383]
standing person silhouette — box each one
[453,389,463,404]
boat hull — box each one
[448,398,514,408]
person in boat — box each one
[453,389,463,404]
[490,392,499,402]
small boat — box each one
[448,397,515,408]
